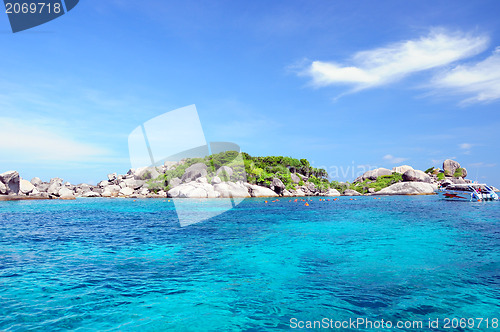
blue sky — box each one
[1,0,500,185]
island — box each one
[0,151,494,200]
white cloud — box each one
[303,29,488,93]
[0,117,109,163]
[459,143,473,150]
[432,47,500,104]
[383,154,408,164]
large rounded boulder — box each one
[214,182,250,198]
[169,177,182,188]
[355,168,393,182]
[58,187,76,200]
[344,189,362,196]
[30,177,43,186]
[0,171,20,195]
[402,169,431,183]
[443,159,460,177]
[245,183,278,197]
[216,166,233,180]
[169,181,220,198]
[290,173,301,184]
[325,188,341,196]
[0,182,7,195]
[134,167,160,180]
[181,163,208,182]
[271,178,285,195]
[392,165,414,174]
[20,179,35,195]
[375,182,437,195]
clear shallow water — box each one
[0,196,499,331]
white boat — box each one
[437,184,499,201]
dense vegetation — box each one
[424,167,435,174]
[454,167,465,178]
[148,151,330,192]
[241,152,328,190]
[347,173,403,194]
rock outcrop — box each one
[0,182,7,195]
[30,177,43,186]
[216,166,233,179]
[124,178,145,190]
[297,173,308,182]
[306,182,317,194]
[290,173,300,184]
[169,177,182,188]
[82,191,100,198]
[443,159,460,176]
[119,187,134,196]
[19,179,35,194]
[134,167,160,180]
[46,178,64,196]
[58,187,76,200]
[344,189,362,196]
[448,177,467,185]
[325,188,341,196]
[402,169,431,183]
[169,180,219,198]
[0,171,20,195]
[214,182,250,198]
[392,165,413,174]
[293,189,306,196]
[245,183,278,197]
[355,168,393,182]
[181,163,207,182]
[271,178,285,195]
[211,176,221,185]
[375,182,437,195]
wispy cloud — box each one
[0,117,110,163]
[432,47,500,104]
[459,142,474,155]
[469,162,497,168]
[383,154,408,164]
[301,29,488,95]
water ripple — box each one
[0,196,498,330]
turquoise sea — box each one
[0,196,499,331]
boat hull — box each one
[438,190,473,201]
[437,188,499,201]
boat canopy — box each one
[444,184,492,191]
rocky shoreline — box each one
[0,158,496,201]
[0,168,341,201]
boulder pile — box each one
[352,159,472,195]
[0,161,339,199]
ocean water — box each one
[0,196,499,331]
